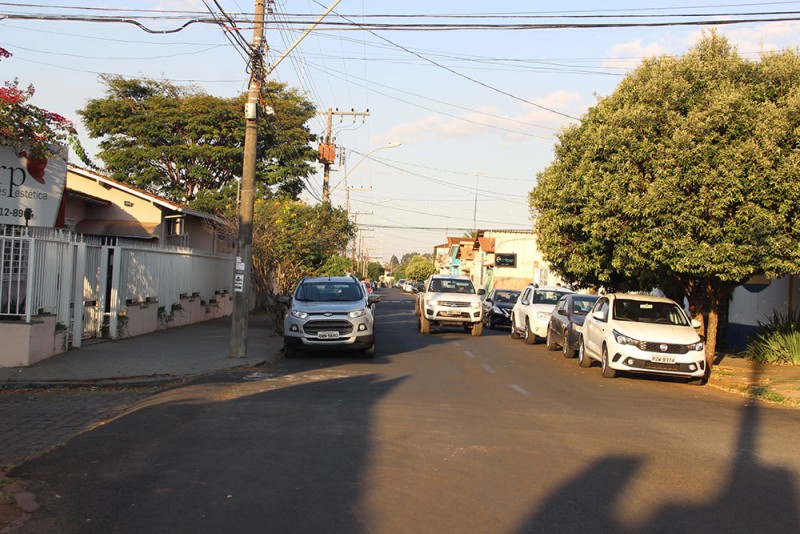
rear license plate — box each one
[318,331,340,340]
[651,354,675,364]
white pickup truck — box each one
[416,274,485,336]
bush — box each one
[747,310,800,365]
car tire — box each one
[487,314,494,330]
[562,330,576,358]
[510,314,521,339]
[578,337,592,368]
[284,343,298,359]
[362,344,376,358]
[687,376,707,386]
[524,318,536,345]
[545,327,558,351]
[420,314,431,334]
[601,345,617,378]
[471,322,483,336]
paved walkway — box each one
[0,314,282,387]
[0,314,282,471]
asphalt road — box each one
[12,288,800,533]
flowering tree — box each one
[0,46,92,165]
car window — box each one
[571,296,598,315]
[613,299,690,326]
[533,290,569,305]
[432,279,475,294]
[556,297,567,312]
[520,288,532,305]
[295,281,362,302]
[494,290,519,303]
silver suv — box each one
[417,274,485,336]
[280,276,380,358]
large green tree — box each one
[406,255,438,281]
[530,32,800,367]
[79,76,317,209]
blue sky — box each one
[3,1,800,261]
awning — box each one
[75,219,159,239]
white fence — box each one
[1,225,234,346]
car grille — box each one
[438,301,472,308]
[638,341,692,354]
[644,361,681,371]
[303,320,353,335]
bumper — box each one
[531,318,549,338]
[284,333,374,351]
[487,310,512,326]
[425,307,482,325]
[609,346,706,378]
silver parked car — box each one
[280,276,380,358]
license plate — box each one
[440,310,461,317]
[651,354,675,364]
[318,331,340,340]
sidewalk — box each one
[0,314,283,388]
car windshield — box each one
[533,290,570,305]
[494,290,520,303]
[429,279,475,294]
[295,281,363,302]
[571,296,598,314]
[613,299,690,326]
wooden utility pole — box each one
[230,0,267,359]
[320,108,370,202]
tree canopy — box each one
[78,76,318,209]
[530,32,800,365]
[406,255,438,281]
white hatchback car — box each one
[511,285,574,344]
[578,293,707,384]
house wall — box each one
[484,232,565,291]
[726,275,800,349]
[66,170,163,225]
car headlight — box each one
[688,340,704,351]
[572,323,582,333]
[536,311,549,321]
[348,309,366,318]
[612,329,638,345]
[426,299,438,306]
[492,305,503,313]
[470,301,480,309]
[290,310,308,319]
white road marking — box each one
[452,341,462,348]
[464,350,476,359]
[510,384,532,397]
[481,363,496,374]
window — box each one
[166,217,184,236]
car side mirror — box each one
[592,310,605,321]
[691,319,702,329]
[478,288,486,295]
[368,295,381,305]
[558,309,567,316]
[278,295,292,305]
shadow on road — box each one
[515,362,800,532]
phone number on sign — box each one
[0,208,28,217]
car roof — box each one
[604,293,677,304]
[529,285,574,292]
[430,274,470,280]
[302,276,359,284]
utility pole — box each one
[230,0,267,359]
[320,108,370,202]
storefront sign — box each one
[0,145,67,227]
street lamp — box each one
[325,141,401,201]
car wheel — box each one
[471,322,483,336]
[687,376,707,386]
[524,318,536,345]
[284,342,298,359]
[562,330,576,358]
[545,327,558,351]
[362,343,376,358]
[578,337,592,368]
[420,314,431,334]
[601,344,617,378]
[487,314,494,330]
[510,314,521,339]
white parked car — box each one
[578,293,707,384]
[511,284,574,344]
